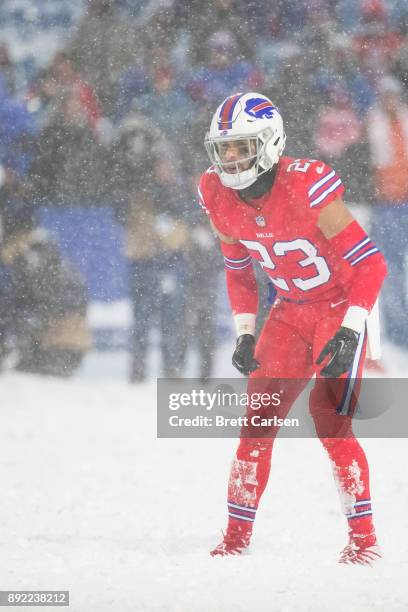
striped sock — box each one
[346,499,376,543]
[227,500,258,524]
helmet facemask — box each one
[205,127,280,189]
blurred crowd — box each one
[1,0,408,380]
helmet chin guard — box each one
[204,92,286,190]
[217,165,259,189]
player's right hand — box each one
[232,334,260,376]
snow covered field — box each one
[1,344,408,612]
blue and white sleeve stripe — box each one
[224,255,252,270]
[343,237,380,267]
[308,169,343,208]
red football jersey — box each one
[198,156,354,302]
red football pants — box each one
[226,297,375,539]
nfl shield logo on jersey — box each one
[255,215,266,227]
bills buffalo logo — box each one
[244,98,276,119]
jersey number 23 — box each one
[240,238,331,292]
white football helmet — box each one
[204,92,286,189]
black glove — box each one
[316,326,359,378]
[232,334,260,376]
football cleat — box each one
[210,526,252,557]
[338,534,382,566]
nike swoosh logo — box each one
[331,299,347,309]
[316,164,325,174]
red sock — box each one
[225,438,274,534]
[347,517,377,547]
[321,436,376,541]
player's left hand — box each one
[316,326,359,378]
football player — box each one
[198,92,387,565]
